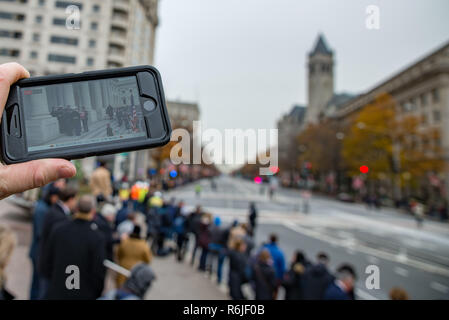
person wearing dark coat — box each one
[228,239,248,300]
[41,195,107,300]
[29,184,60,300]
[252,249,277,300]
[94,203,117,261]
[282,250,310,300]
[37,186,77,299]
[248,202,257,234]
[79,107,89,132]
[198,215,212,271]
[302,252,334,300]
[70,106,81,136]
[187,206,203,266]
[324,264,357,300]
[106,105,114,120]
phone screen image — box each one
[21,76,147,153]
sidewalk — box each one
[145,256,228,300]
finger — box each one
[0,62,30,118]
[0,159,76,199]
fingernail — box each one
[58,164,76,178]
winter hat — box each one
[124,263,156,298]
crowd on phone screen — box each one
[0,163,410,300]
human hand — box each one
[0,62,76,200]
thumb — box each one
[0,159,76,199]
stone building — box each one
[0,0,159,180]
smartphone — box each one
[0,66,172,164]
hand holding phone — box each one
[0,62,76,200]
[1,65,172,164]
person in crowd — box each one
[248,202,257,234]
[198,214,212,271]
[116,225,152,287]
[302,252,334,300]
[188,206,204,266]
[116,198,132,229]
[228,238,248,300]
[94,203,117,261]
[241,223,255,256]
[389,287,409,300]
[63,105,74,136]
[262,234,286,298]
[29,183,61,300]
[89,161,113,202]
[252,249,277,300]
[71,107,82,136]
[117,211,137,237]
[107,123,114,137]
[51,105,64,134]
[100,263,156,300]
[324,264,357,300]
[282,250,310,300]
[207,216,227,283]
[173,201,189,262]
[0,62,77,203]
[0,224,17,300]
[227,221,247,251]
[106,104,114,120]
[79,106,89,133]
[40,195,106,299]
[38,186,77,298]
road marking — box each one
[280,221,449,278]
[394,267,409,277]
[430,282,449,294]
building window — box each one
[52,17,66,26]
[32,33,40,42]
[55,1,82,10]
[420,93,427,107]
[432,88,440,103]
[38,0,45,6]
[50,35,78,46]
[90,22,98,30]
[35,15,43,24]
[433,110,441,123]
[0,48,20,57]
[48,53,76,64]
[92,4,100,12]
[0,12,25,21]
[86,57,94,66]
[0,0,27,3]
[89,39,96,48]
[29,51,37,59]
[0,29,22,39]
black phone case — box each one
[0,65,172,164]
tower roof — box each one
[310,34,333,56]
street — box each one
[167,175,449,300]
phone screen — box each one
[21,76,147,153]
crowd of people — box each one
[50,105,90,137]
[0,158,411,300]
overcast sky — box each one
[154,0,449,164]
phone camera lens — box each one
[143,99,156,112]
